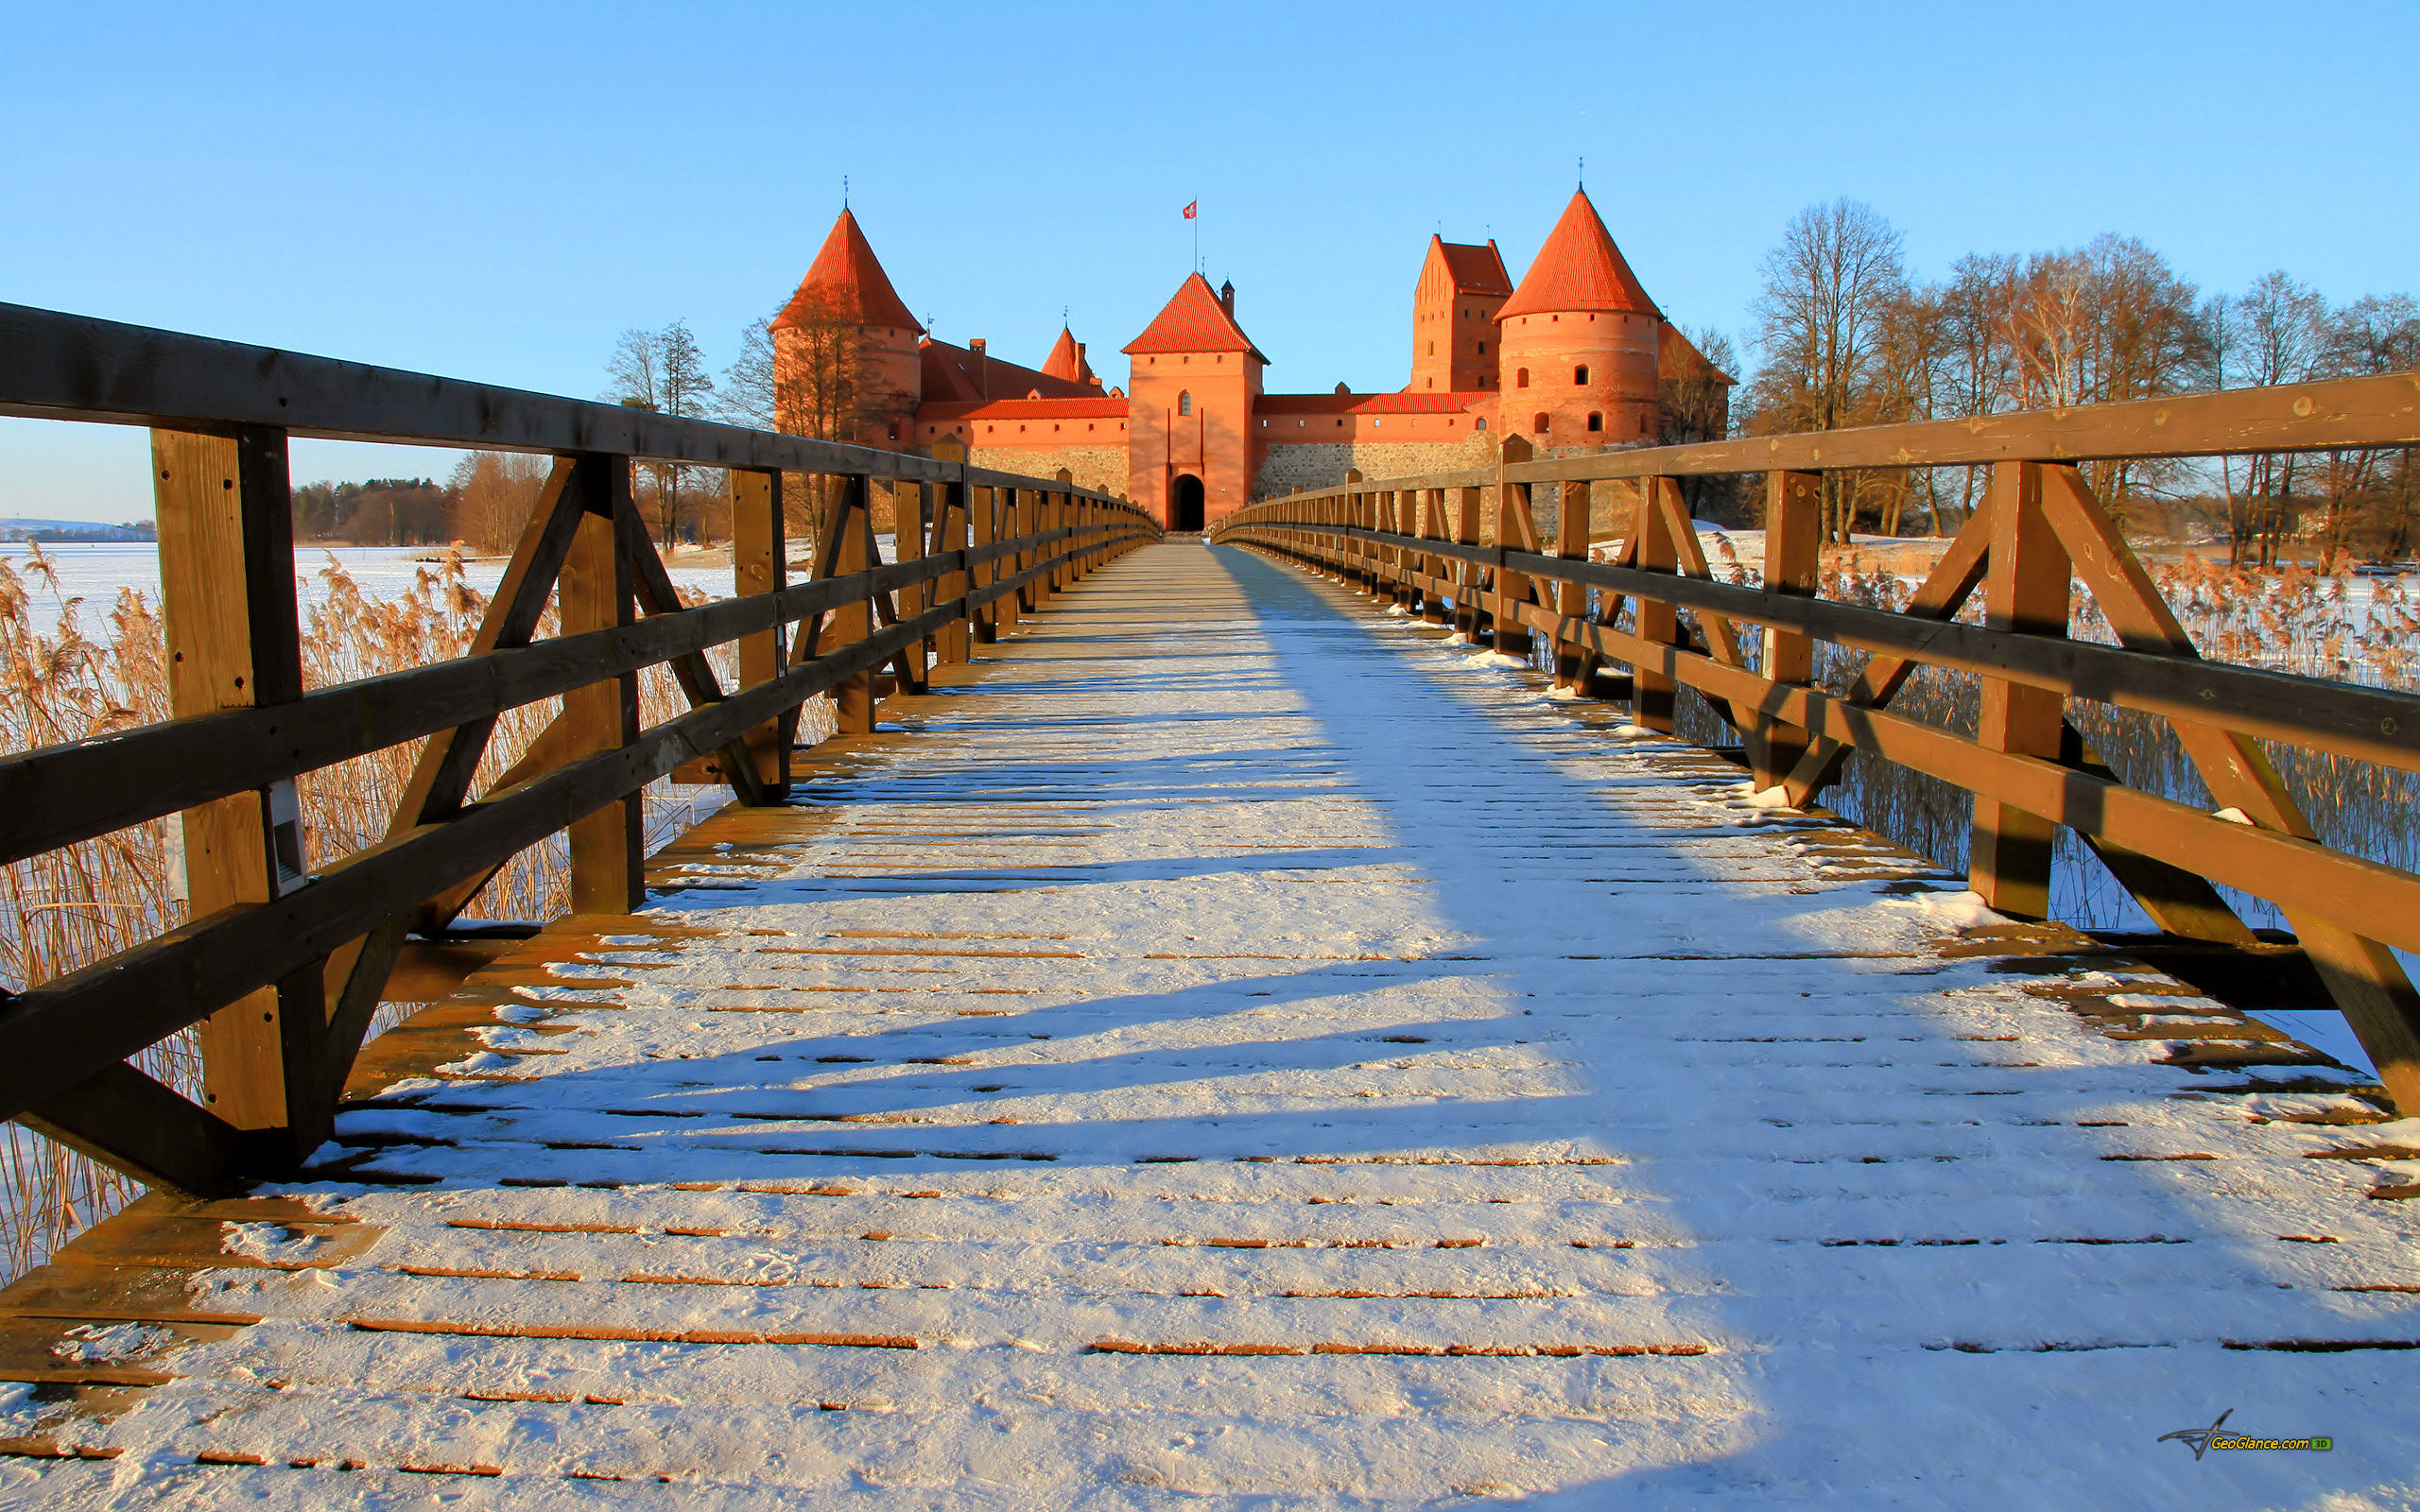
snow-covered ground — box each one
[7,541,2413,1508]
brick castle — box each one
[770,189,1730,531]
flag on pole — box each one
[1182,200,1198,219]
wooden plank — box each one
[561,469,643,916]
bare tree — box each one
[1748,199,1908,541]
[2230,272,2328,565]
[607,319,717,548]
[446,452,553,554]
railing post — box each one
[1968,460,2069,918]
[1453,483,1481,640]
[154,423,326,1160]
[825,475,878,734]
[1630,477,1678,732]
[1492,436,1535,659]
[1551,480,1592,688]
[562,456,645,913]
[972,484,999,644]
[1421,488,1450,625]
[1752,471,1822,789]
[732,467,789,794]
[930,438,973,662]
[890,476,928,692]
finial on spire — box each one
[842,174,850,209]
[1578,156,1584,190]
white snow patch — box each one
[48,1323,175,1364]
[1888,888,2008,931]
[1732,782,1801,811]
[432,1050,518,1074]
[218,1223,326,1263]
[2212,806,2255,825]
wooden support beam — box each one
[1752,471,1820,789]
[1629,475,1678,733]
[1492,438,1536,658]
[1453,484,1481,639]
[20,1063,251,1200]
[1968,461,2069,919]
[1552,479,1591,688]
[561,465,643,915]
[972,485,999,644]
[822,477,876,734]
[732,467,788,793]
[152,424,326,1170]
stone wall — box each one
[1250,434,1495,501]
[967,446,1129,501]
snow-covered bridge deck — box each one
[4,541,2415,1507]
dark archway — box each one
[1173,474,1206,532]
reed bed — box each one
[0,546,824,1280]
[1653,539,2420,938]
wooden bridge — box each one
[0,305,2416,1504]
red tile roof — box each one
[1041,327,1099,387]
[1438,239,1512,295]
[1121,274,1269,361]
[1659,324,1737,386]
[1256,391,1486,415]
[773,211,922,334]
[920,338,1097,404]
[1497,190,1661,321]
[923,397,1131,421]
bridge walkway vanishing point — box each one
[3,541,2415,1508]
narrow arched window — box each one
[1178,391,1192,416]
[1475,416,1487,431]
[1426,340,1435,356]
[1532,413,1550,434]
[1476,341,1486,354]
[1515,368,1530,388]
[1586,412,1603,432]
[1574,364,1590,385]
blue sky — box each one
[5,0,2414,522]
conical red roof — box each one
[1041,326,1098,386]
[1121,273,1268,361]
[772,210,922,333]
[1497,190,1661,321]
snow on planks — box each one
[2,541,2415,1508]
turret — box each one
[770,210,925,448]
[1495,190,1663,447]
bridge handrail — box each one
[0,302,1161,1197]
[1212,371,2420,1115]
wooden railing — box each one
[0,302,1159,1196]
[1212,371,2420,1112]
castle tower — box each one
[1409,236,1512,394]
[1122,273,1266,530]
[770,210,925,449]
[1495,190,1664,447]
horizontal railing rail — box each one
[1212,371,2420,1115]
[0,302,1160,1200]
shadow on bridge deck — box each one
[2,542,2411,1507]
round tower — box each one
[1495,189,1664,448]
[770,209,925,449]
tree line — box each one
[1737,198,2419,564]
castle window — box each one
[1178,391,1192,416]
[1574,365,1589,385]
[889,421,900,440]
[1515,369,1530,388]
[1476,341,1485,354]
[1586,412,1603,432]
[1426,341,1434,356]
[1336,419,1343,427]
[1532,413,1549,434]
[1426,378,1433,389]
[1642,414,1654,436]
[1475,417,1486,430]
